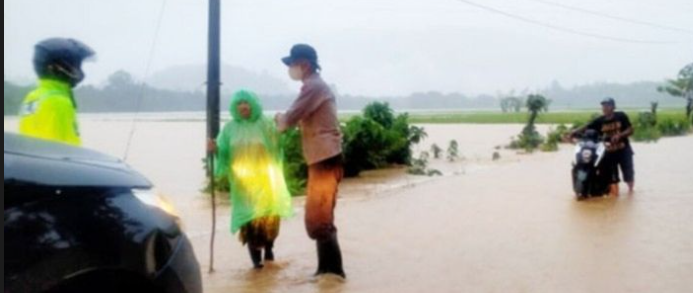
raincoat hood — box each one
[230,90,263,122]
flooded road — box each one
[5,118,693,292]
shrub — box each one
[657,116,691,136]
[509,125,545,152]
[633,112,662,142]
[431,144,443,159]
[408,151,442,177]
[280,129,308,196]
[633,126,662,142]
[541,124,569,152]
[447,140,460,162]
[509,94,549,152]
[343,104,426,177]
[342,116,391,176]
[364,102,396,128]
[204,103,426,196]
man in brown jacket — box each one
[276,44,346,278]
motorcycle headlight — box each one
[132,189,179,218]
[581,149,593,163]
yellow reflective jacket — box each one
[19,79,81,146]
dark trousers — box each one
[603,149,635,184]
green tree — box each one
[364,102,395,128]
[658,63,693,124]
[526,94,550,129]
[500,98,510,113]
[500,97,523,113]
[106,70,137,89]
[510,94,549,152]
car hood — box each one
[4,132,151,188]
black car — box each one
[3,133,203,293]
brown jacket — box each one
[277,74,343,165]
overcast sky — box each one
[4,0,693,96]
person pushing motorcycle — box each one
[570,98,635,196]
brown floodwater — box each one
[5,117,693,293]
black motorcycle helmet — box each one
[33,38,95,87]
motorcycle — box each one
[571,129,610,201]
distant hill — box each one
[5,74,685,115]
[145,64,291,96]
[339,81,681,111]
[540,81,679,109]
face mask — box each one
[289,66,304,81]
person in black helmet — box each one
[19,38,95,146]
[571,98,635,196]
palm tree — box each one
[658,63,693,124]
[409,126,428,145]
[517,94,549,151]
[526,94,549,129]
[509,94,550,152]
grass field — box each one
[398,110,689,125]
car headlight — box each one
[132,188,179,218]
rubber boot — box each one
[265,241,275,262]
[315,235,346,279]
[248,246,264,269]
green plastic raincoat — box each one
[215,90,294,234]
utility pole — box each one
[206,0,221,274]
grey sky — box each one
[4,0,693,96]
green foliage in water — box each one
[658,63,693,123]
[408,151,442,177]
[431,144,443,159]
[364,101,396,128]
[205,102,426,196]
[509,130,545,152]
[343,102,426,177]
[657,116,691,136]
[541,124,570,152]
[509,95,550,152]
[633,115,691,142]
[447,140,460,162]
[280,129,308,196]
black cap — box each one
[601,97,616,107]
[281,44,320,69]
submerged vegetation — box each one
[509,95,550,152]
[205,102,427,196]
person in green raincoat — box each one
[209,90,294,269]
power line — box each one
[525,0,693,35]
[123,0,169,161]
[453,0,676,44]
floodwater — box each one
[4,117,693,293]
